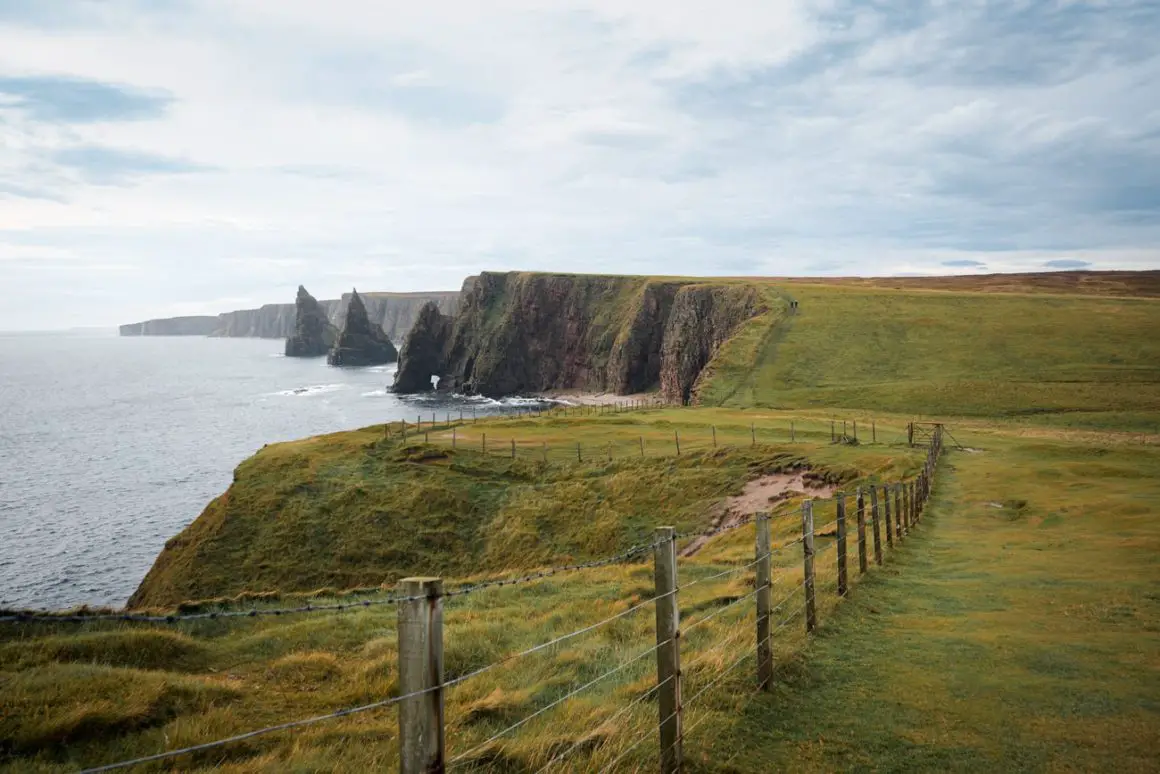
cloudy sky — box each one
[2,0,1158,329]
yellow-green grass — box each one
[3,415,1157,771]
[127,409,925,608]
[0,429,897,773]
[698,283,1160,433]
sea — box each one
[0,331,544,611]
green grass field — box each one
[2,271,1159,772]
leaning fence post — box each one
[870,486,883,565]
[836,493,848,597]
[398,577,444,774]
[654,527,682,774]
[756,513,773,691]
[802,501,817,632]
[674,430,681,456]
[712,425,717,448]
[883,484,894,548]
[856,487,867,575]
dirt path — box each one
[680,472,836,557]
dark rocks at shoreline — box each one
[392,301,453,392]
[327,289,399,367]
[285,285,337,357]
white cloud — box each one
[0,0,1158,329]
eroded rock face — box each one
[285,285,337,357]
[391,272,767,402]
[327,290,398,366]
[659,285,764,404]
[392,301,453,392]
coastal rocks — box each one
[392,301,453,392]
[284,285,337,357]
[391,271,768,402]
[659,285,764,404]
[327,290,398,366]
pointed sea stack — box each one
[393,301,453,392]
[327,289,398,366]
[285,285,337,357]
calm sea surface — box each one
[0,331,534,610]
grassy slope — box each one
[129,409,915,607]
[691,424,1160,773]
[698,280,1160,432]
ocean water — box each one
[0,331,538,610]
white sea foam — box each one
[271,383,347,397]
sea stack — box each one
[327,289,399,366]
[393,301,453,392]
[285,285,337,357]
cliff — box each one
[393,272,772,403]
[327,290,398,366]
[121,292,460,341]
[284,285,337,357]
[118,316,219,336]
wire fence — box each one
[53,426,944,773]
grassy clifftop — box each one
[698,277,1160,430]
[129,412,915,608]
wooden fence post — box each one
[856,487,867,575]
[883,484,894,548]
[639,436,645,457]
[843,420,847,439]
[870,486,883,565]
[398,577,444,774]
[712,426,717,448]
[895,484,904,538]
[674,430,681,456]
[909,482,916,529]
[907,422,914,447]
[872,421,876,444]
[853,420,858,443]
[424,432,429,444]
[756,513,773,691]
[511,439,516,459]
[452,427,456,449]
[654,527,682,774]
[751,423,756,446]
[831,421,835,443]
[417,414,421,431]
[836,493,848,597]
[790,421,795,442]
[577,442,582,463]
[802,501,817,632]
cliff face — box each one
[119,316,220,336]
[122,292,460,341]
[393,272,769,402]
[327,290,399,366]
[285,285,337,357]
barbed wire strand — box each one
[448,636,669,768]
[532,674,673,774]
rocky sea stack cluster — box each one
[284,285,337,357]
[327,290,399,367]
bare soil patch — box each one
[681,472,837,557]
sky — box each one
[1,0,1158,329]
